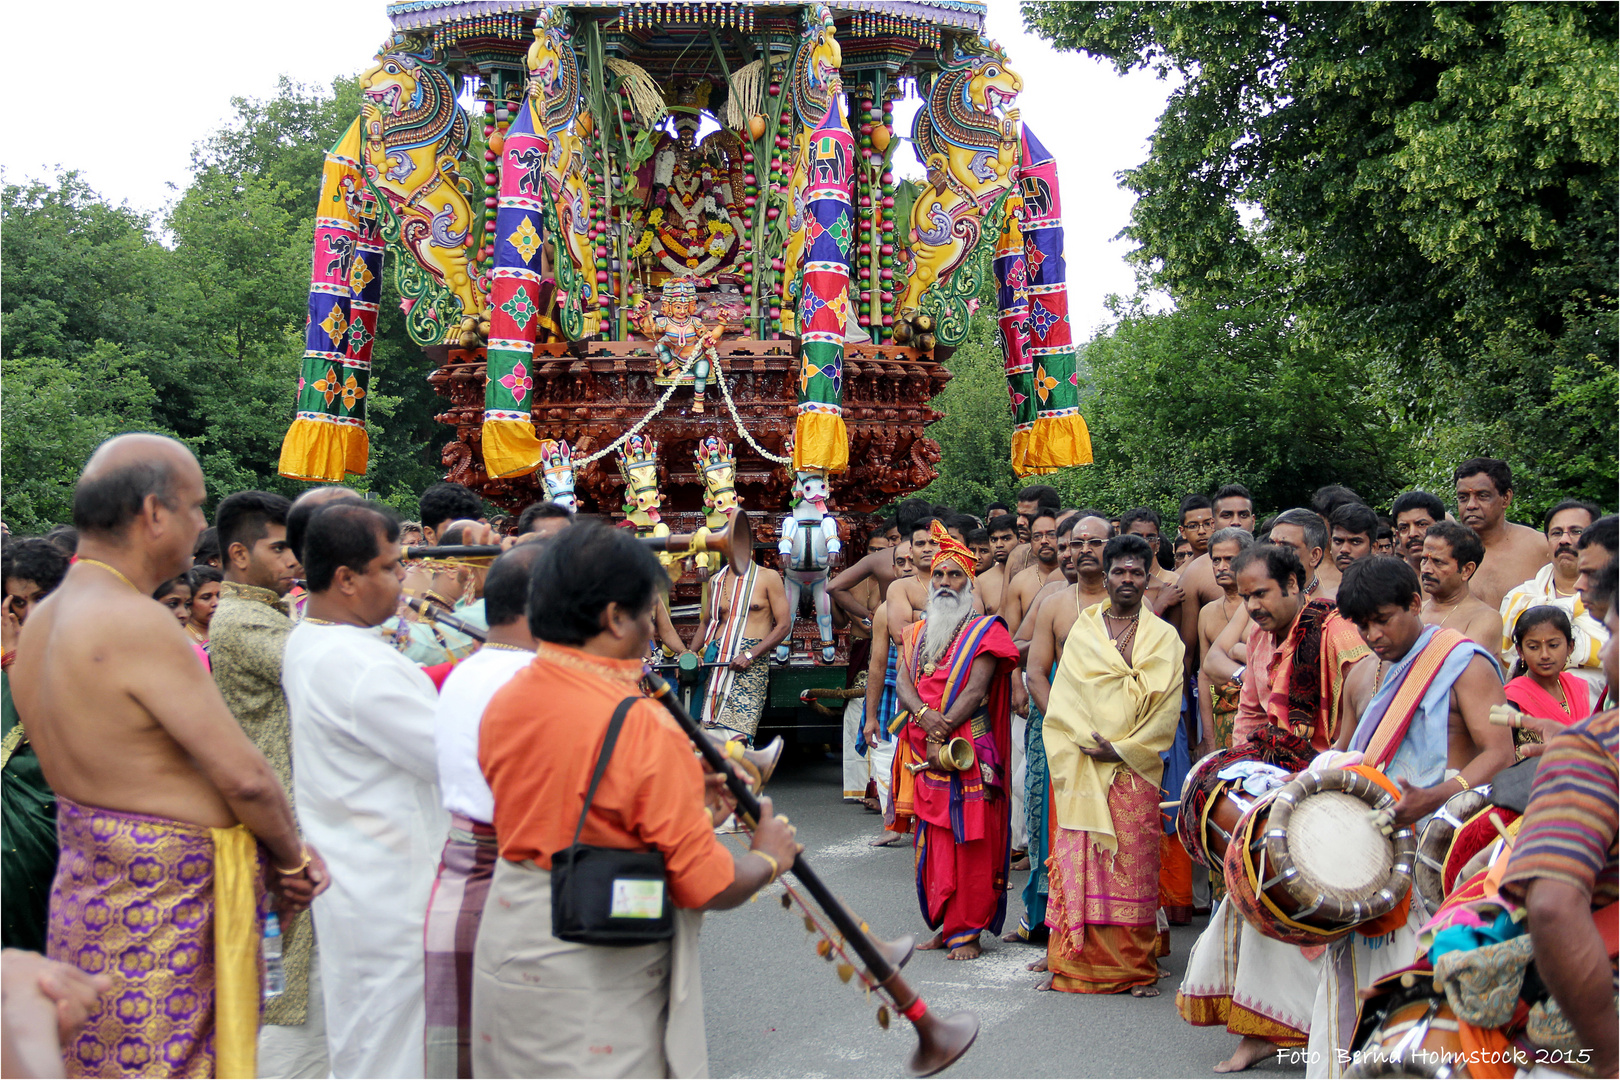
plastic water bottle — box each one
[263,913,286,999]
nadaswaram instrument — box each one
[400,597,788,796]
[643,670,980,1077]
[401,507,757,575]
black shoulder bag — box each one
[551,696,676,945]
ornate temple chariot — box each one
[277,0,1091,666]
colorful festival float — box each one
[278,0,1091,713]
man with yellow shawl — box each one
[1038,534,1183,995]
[890,522,1020,960]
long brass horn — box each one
[644,670,979,1076]
[635,508,755,575]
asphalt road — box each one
[699,749,1312,1080]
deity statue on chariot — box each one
[277,0,1093,664]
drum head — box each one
[1286,792,1395,897]
[1261,768,1416,928]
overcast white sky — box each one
[1,0,1173,334]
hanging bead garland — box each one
[620,2,755,33]
[432,13,526,51]
[848,10,940,50]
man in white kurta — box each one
[281,500,449,1079]
[424,543,542,1078]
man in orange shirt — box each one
[471,523,799,1079]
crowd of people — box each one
[0,433,1614,1080]
[822,467,1616,1079]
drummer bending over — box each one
[1497,559,1618,1079]
[1306,557,1513,1078]
[1177,543,1377,1071]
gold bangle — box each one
[275,845,311,876]
[752,850,780,881]
[1453,775,1471,793]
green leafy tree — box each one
[917,314,1021,514]
[1,76,459,528]
[0,345,165,534]
[1023,1,1618,516]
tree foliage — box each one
[1,78,455,534]
[1021,1,1617,518]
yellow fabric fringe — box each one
[210,824,259,1080]
[278,418,368,483]
[791,411,849,474]
[482,418,545,479]
[1015,413,1093,476]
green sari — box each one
[2,670,58,951]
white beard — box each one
[921,586,973,665]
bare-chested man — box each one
[1172,495,1218,655]
[1419,521,1503,651]
[1028,517,1114,713]
[832,523,889,643]
[1173,536,1194,571]
[1004,515,1108,945]
[1195,527,1255,753]
[1004,485,1060,581]
[1003,511,1061,631]
[1391,490,1446,576]
[14,435,326,1077]
[829,500,932,629]
[1453,458,1549,609]
[1309,485,1368,596]
[977,513,1020,617]
[693,543,792,745]
[1121,507,1186,627]
[864,542,914,846]
[1329,502,1380,576]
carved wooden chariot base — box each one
[431,337,948,517]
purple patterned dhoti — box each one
[48,797,261,1078]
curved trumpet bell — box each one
[641,508,755,574]
[907,737,976,775]
[703,732,784,794]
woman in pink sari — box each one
[1503,605,1591,757]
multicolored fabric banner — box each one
[791,94,854,475]
[482,93,549,479]
[997,125,1092,476]
[278,118,383,482]
[994,191,1037,470]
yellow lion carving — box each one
[895,38,1024,315]
[525,15,602,336]
[359,35,483,328]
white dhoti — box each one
[842,696,868,800]
[471,859,709,1079]
[1305,906,1424,1079]
[869,734,896,815]
[1178,898,1320,1046]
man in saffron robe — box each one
[1039,534,1183,996]
[1306,556,1513,1078]
[890,522,1019,960]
